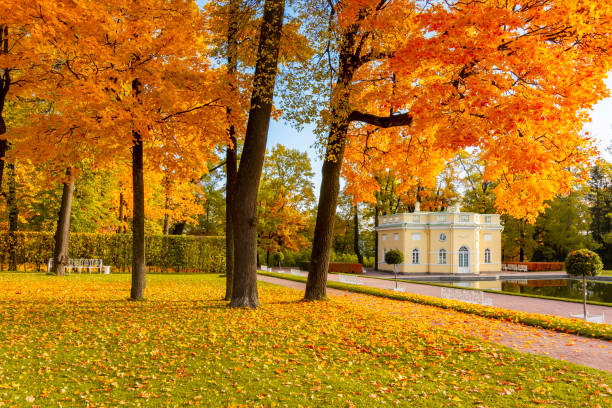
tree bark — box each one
[51,169,75,276]
[231,0,285,308]
[374,204,379,270]
[224,0,239,301]
[0,24,10,190]
[305,119,350,300]
[583,273,587,319]
[163,214,170,235]
[353,204,363,265]
[7,162,17,271]
[130,78,146,300]
[117,192,124,233]
[305,25,358,301]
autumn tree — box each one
[257,144,315,264]
[230,0,286,308]
[587,161,612,268]
[289,0,612,300]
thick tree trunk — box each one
[231,0,285,308]
[131,127,146,299]
[224,0,239,301]
[51,169,75,276]
[7,162,17,271]
[353,204,363,265]
[305,120,349,300]
[225,139,237,300]
[305,23,359,300]
[0,24,10,190]
[130,77,146,300]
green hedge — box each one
[0,232,225,274]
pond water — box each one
[447,279,612,303]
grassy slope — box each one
[0,273,610,407]
[260,271,612,340]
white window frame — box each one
[394,233,399,241]
[484,215,492,224]
[438,215,446,222]
[459,214,470,223]
[382,234,386,241]
[484,248,491,264]
[412,233,421,241]
[413,215,420,223]
[438,249,447,265]
[412,248,420,264]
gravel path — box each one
[258,274,612,373]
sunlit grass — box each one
[0,273,610,407]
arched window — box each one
[484,248,491,264]
[438,249,447,265]
[412,248,420,264]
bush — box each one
[384,249,404,265]
[0,232,225,273]
[565,249,603,277]
[272,251,284,266]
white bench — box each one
[289,269,302,276]
[47,258,109,274]
[260,265,268,272]
[338,274,362,285]
[571,313,605,324]
[440,287,493,306]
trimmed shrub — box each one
[0,232,225,273]
[384,249,404,265]
[565,249,603,277]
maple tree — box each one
[257,144,315,264]
[3,0,228,288]
[292,0,612,300]
[229,0,286,308]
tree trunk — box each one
[131,127,146,299]
[7,162,17,271]
[163,214,170,235]
[51,169,75,276]
[304,23,359,300]
[130,78,146,300]
[231,0,285,308]
[224,0,239,301]
[0,24,10,191]
[583,273,587,319]
[374,205,379,270]
[305,120,349,300]
[353,204,363,265]
[117,192,124,233]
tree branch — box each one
[348,110,412,128]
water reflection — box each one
[448,279,612,303]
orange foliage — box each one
[336,0,612,221]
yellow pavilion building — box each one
[376,204,503,274]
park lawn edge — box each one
[258,271,612,341]
[342,273,612,308]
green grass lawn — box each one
[0,273,610,407]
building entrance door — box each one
[458,246,470,274]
